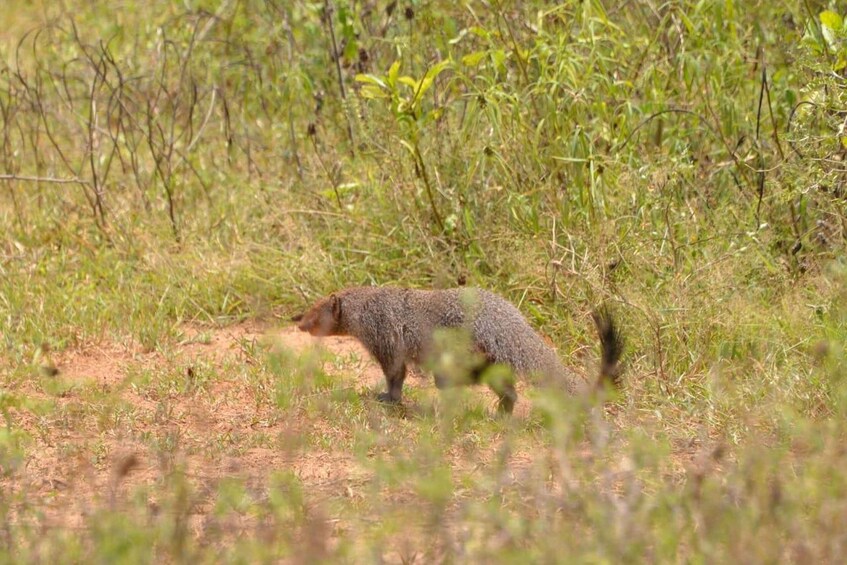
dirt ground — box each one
[0,315,717,565]
[4,321,545,539]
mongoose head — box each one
[292,294,342,336]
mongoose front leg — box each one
[376,360,407,404]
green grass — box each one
[2,0,847,561]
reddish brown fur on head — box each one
[293,294,342,336]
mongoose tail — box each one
[592,306,624,390]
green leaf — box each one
[355,74,387,89]
[820,11,843,31]
[398,76,419,90]
[415,78,435,104]
[399,139,417,157]
[387,60,401,88]
[461,51,487,67]
[342,37,358,60]
[358,85,389,99]
[491,49,507,71]
[468,26,491,40]
[680,12,694,34]
[427,59,452,77]
[412,60,451,107]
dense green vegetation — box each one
[2,0,847,561]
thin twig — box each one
[0,173,89,185]
[323,0,356,153]
[196,0,233,44]
[413,143,445,232]
[786,100,817,158]
[763,66,785,160]
[617,108,724,153]
[282,7,304,179]
[185,87,217,154]
[755,64,766,225]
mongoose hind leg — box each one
[471,363,517,414]
[434,360,489,390]
[492,382,517,414]
[434,362,517,414]
[377,360,407,404]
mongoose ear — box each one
[330,294,342,320]
[290,313,304,322]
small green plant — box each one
[357,59,452,231]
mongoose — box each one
[292,287,623,413]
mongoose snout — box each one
[293,286,623,413]
[293,294,341,337]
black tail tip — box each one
[592,305,624,389]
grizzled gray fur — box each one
[293,286,622,414]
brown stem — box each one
[323,0,356,154]
[413,143,444,232]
